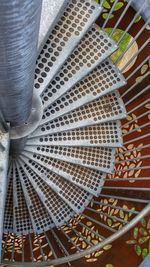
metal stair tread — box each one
[30,91,126,137]
[35,0,102,96]
[13,165,33,235]
[21,151,106,196]
[40,26,118,107]
[42,59,126,121]
[38,0,69,54]
[24,145,116,173]
[18,157,92,214]
[16,162,55,234]
[27,121,122,148]
[16,161,75,227]
[3,165,14,233]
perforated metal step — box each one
[0,126,9,256]
[24,145,116,173]
[21,152,105,196]
[16,161,75,227]
[16,162,54,234]
[42,59,125,120]
[27,121,122,148]
[18,157,92,213]
[35,0,102,95]
[13,165,33,235]
[3,165,13,233]
[31,91,126,138]
[40,27,118,107]
[38,0,69,53]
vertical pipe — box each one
[0,0,42,126]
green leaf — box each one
[104,244,112,250]
[104,28,132,63]
[103,8,108,12]
[95,251,104,257]
[86,236,91,242]
[103,0,111,9]
[134,15,141,23]
[142,248,148,259]
[139,236,150,244]
[135,245,142,256]
[126,240,136,245]
[141,64,148,74]
[141,218,146,228]
[134,228,139,239]
[114,2,124,11]
[106,264,114,267]
[107,219,112,226]
[119,210,124,219]
[139,227,148,236]
[102,13,114,19]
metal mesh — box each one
[34,0,102,95]
[41,28,118,107]
[27,121,122,148]
[17,164,54,234]
[13,167,33,235]
[21,152,106,196]
[18,162,75,227]
[42,59,125,118]
[38,0,69,53]
[25,145,116,173]
[31,91,126,137]
[3,167,13,233]
[19,157,92,213]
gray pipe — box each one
[0,0,42,126]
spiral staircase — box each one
[0,0,149,266]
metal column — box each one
[0,0,42,126]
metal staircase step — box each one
[0,125,9,260]
[18,157,92,213]
[27,121,122,148]
[3,165,13,233]
[21,152,105,196]
[31,91,126,137]
[16,161,75,227]
[40,27,118,107]
[35,1,102,96]
[24,145,116,173]
[13,165,33,235]
[42,59,126,119]
[38,0,69,53]
[16,162,54,234]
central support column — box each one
[0,0,42,155]
[0,0,42,126]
